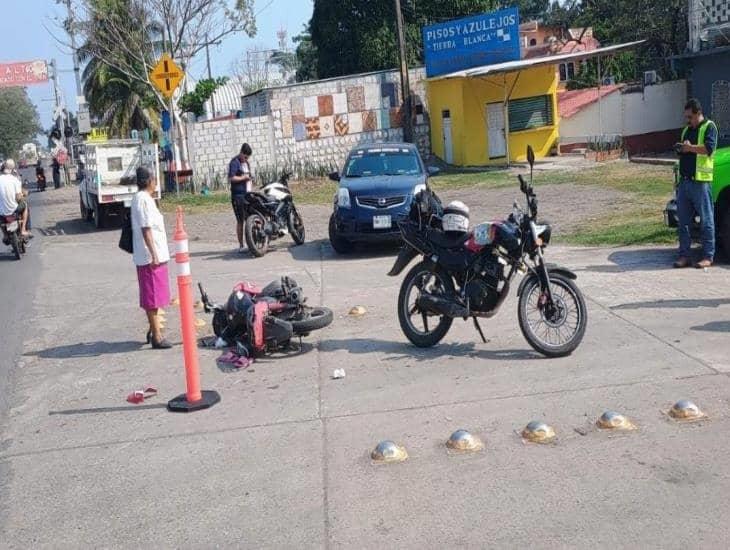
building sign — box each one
[0,60,49,88]
[423,8,520,78]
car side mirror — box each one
[526,145,535,168]
[328,171,341,182]
[427,166,440,176]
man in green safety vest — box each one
[674,98,718,269]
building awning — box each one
[428,40,645,80]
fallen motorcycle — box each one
[198,276,333,356]
[388,145,587,358]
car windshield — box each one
[344,149,421,178]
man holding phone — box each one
[229,143,253,253]
[674,98,718,269]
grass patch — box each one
[563,208,676,246]
[160,161,679,247]
[160,178,337,214]
[430,169,514,191]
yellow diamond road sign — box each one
[150,54,184,99]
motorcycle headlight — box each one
[413,183,426,196]
[337,187,351,208]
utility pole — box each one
[62,0,83,97]
[49,59,66,140]
[394,0,413,143]
[205,35,216,118]
[49,58,69,187]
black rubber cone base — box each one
[167,390,221,412]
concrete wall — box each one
[560,80,688,154]
[186,115,275,185]
[187,67,431,185]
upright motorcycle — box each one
[388,146,587,358]
[1,213,27,261]
[243,172,306,257]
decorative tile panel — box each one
[320,115,335,137]
[305,117,320,139]
[347,86,365,112]
[318,95,334,116]
[335,114,349,136]
[304,96,319,118]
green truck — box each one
[664,146,730,258]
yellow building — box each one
[426,42,642,166]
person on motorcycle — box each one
[228,143,254,253]
[0,159,31,237]
[36,163,47,191]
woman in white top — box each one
[131,166,172,349]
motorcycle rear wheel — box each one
[398,261,454,347]
[245,214,269,257]
[10,233,21,261]
[518,273,587,357]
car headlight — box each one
[413,183,426,196]
[337,187,351,208]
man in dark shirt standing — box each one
[229,143,253,253]
[674,98,718,269]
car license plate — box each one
[373,215,391,229]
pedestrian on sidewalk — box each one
[674,98,717,269]
[131,166,172,349]
[228,143,254,253]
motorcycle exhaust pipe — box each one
[417,294,468,318]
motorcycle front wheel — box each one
[397,261,454,348]
[245,214,269,257]
[289,306,333,335]
[518,273,587,357]
[288,206,305,245]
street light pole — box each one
[394,0,413,143]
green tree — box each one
[309,0,550,79]
[293,24,318,82]
[0,88,42,159]
[82,54,160,136]
[547,0,688,80]
[179,77,229,116]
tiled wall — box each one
[187,67,431,183]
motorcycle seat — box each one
[1,214,18,224]
[427,230,470,250]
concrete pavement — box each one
[1,187,730,548]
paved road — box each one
[0,174,44,418]
[2,186,730,548]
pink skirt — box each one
[137,263,171,311]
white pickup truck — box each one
[79,139,160,228]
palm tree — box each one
[81,54,159,137]
[78,0,164,137]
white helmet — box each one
[442,200,470,233]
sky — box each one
[3,0,314,132]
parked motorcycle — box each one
[198,276,333,355]
[388,145,587,358]
[243,172,306,257]
[1,214,28,260]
